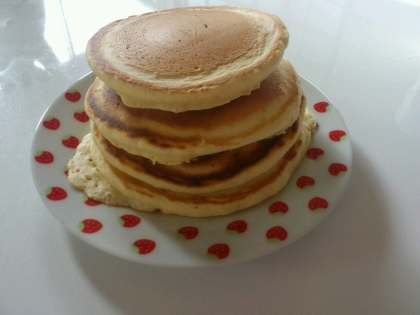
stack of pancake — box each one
[68,6,316,217]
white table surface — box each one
[1,0,420,314]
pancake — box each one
[67,138,132,208]
[90,98,305,194]
[67,110,316,217]
[86,6,289,112]
[85,58,302,165]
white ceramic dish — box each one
[31,72,352,267]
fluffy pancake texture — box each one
[85,58,302,165]
[86,6,289,112]
[67,137,132,208]
[67,6,316,218]
[90,98,305,194]
[67,110,315,217]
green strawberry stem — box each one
[77,220,85,231]
[175,233,186,240]
[267,238,282,244]
[312,208,327,214]
[205,253,219,261]
[270,212,285,217]
[34,150,44,156]
[131,244,140,254]
[227,230,239,235]
[44,186,52,195]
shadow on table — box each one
[67,140,395,314]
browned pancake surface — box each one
[90,106,302,193]
[85,59,302,164]
[68,110,316,217]
[111,10,260,77]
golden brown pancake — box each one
[85,58,302,165]
[67,110,316,217]
[86,6,289,112]
[90,99,305,194]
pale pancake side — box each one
[68,110,315,217]
[90,99,305,194]
[67,137,132,208]
[85,59,302,165]
[86,6,289,112]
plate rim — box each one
[30,72,352,268]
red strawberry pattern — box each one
[329,130,346,142]
[266,226,288,242]
[45,186,67,201]
[329,163,347,176]
[306,148,324,160]
[206,243,230,260]
[64,165,69,176]
[132,239,156,254]
[119,214,141,228]
[313,101,329,113]
[308,197,329,211]
[83,194,101,206]
[227,220,247,234]
[177,226,199,240]
[78,219,103,233]
[43,117,60,130]
[269,201,289,214]
[31,75,351,266]
[34,150,54,164]
[74,109,89,123]
[62,135,79,148]
[65,90,81,102]
[296,176,315,189]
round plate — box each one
[31,72,352,267]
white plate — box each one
[31,72,352,267]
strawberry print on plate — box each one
[31,73,352,267]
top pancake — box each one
[85,58,302,165]
[86,6,289,112]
